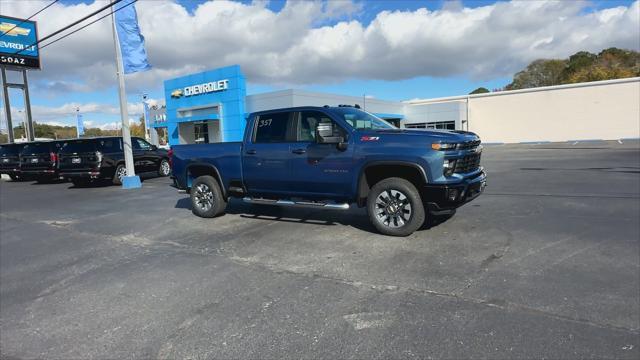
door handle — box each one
[246,149,257,155]
[292,149,306,154]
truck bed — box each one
[171,142,243,190]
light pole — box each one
[142,93,149,142]
[76,107,80,138]
[17,109,26,140]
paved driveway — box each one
[1,141,638,359]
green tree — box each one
[506,59,566,90]
[469,87,490,94]
[130,116,146,138]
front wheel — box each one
[190,175,227,218]
[158,159,171,177]
[8,174,19,181]
[367,177,426,237]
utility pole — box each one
[110,0,139,188]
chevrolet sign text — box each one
[182,79,229,97]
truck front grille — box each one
[454,153,481,173]
[458,140,481,150]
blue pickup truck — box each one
[171,106,486,236]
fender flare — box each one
[185,162,226,197]
[356,160,429,205]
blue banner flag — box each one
[76,113,84,137]
[115,0,151,74]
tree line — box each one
[470,47,639,94]
[0,116,147,143]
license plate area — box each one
[31,158,39,163]
[72,157,81,164]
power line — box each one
[13,0,125,56]
[39,0,138,51]
[0,0,59,38]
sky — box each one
[0,0,638,130]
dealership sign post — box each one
[0,15,40,143]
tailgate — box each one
[59,152,100,171]
[20,153,54,171]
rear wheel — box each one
[113,164,126,185]
[158,159,171,177]
[8,174,19,181]
[190,175,227,218]
[367,177,425,236]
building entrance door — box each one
[194,122,209,144]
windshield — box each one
[60,140,97,153]
[333,108,396,130]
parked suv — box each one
[58,136,171,187]
[19,140,65,183]
[0,142,28,181]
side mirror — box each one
[316,122,343,144]
[151,145,158,151]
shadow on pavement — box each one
[174,197,454,235]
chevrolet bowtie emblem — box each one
[0,22,31,37]
[171,89,183,98]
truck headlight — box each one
[431,142,458,150]
[443,159,456,176]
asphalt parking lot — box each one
[1,141,639,359]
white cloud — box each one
[0,0,637,93]
[28,102,143,119]
[37,120,69,127]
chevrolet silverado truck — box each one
[171,106,486,236]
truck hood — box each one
[370,128,480,143]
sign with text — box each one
[0,15,40,70]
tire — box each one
[36,176,49,184]
[9,174,19,181]
[158,158,171,177]
[190,175,227,218]
[367,177,426,237]
[113,164,126,185]
[71,178,90,187]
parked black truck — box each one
[0,142,28,181]
[19,140,65,183]
[58,136,171,187]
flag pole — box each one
[110,0,140,188]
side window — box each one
[298,111,328,142]
[133,138,152,150]
[254,112,291,143]
[100,139,122,152]
[299,111,345,141]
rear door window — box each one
[61,140,97,153]
[99,138,122,152]
[253,112,292,143]
[21,142,53,155]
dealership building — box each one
[152,65,640,145]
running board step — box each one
[243,197,350,210]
